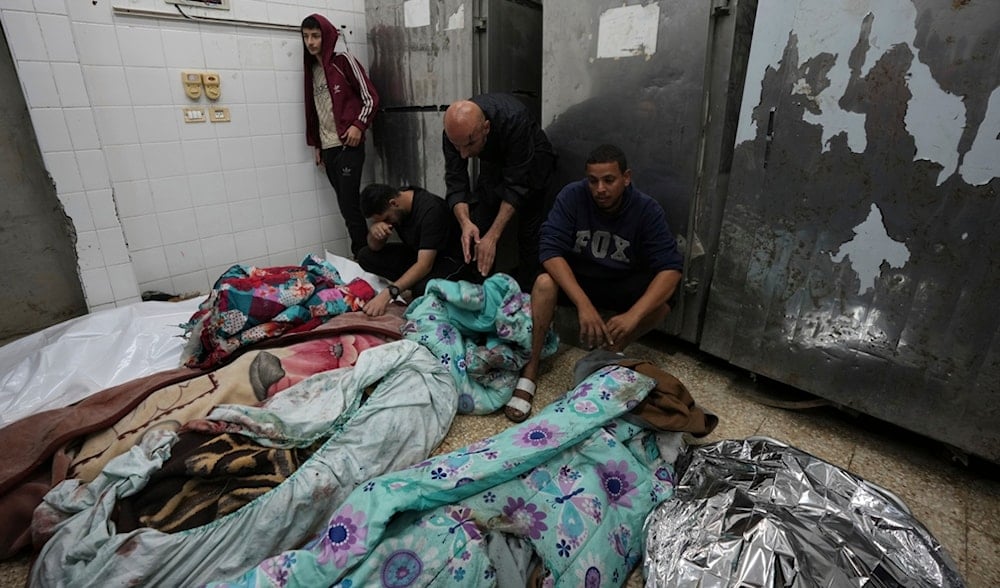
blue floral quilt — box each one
[210,363,678,587]
[401,273,559,414]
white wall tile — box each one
[93,107,139,145]
[183,139,222,175]
[293,218,321,250]
[86,188,119,229]
[214,70,246,104]
[59,190,94,231]
[194,203,233,237]
[274,70,305,103]
[264,223,296,253]
[75,229,103,270]
[224,169,259,202]
[104,144,146,181]
[142,142,185,179]
[1,1,36,11]
[200,234,238,267]
[256,164,289,197]
[212,103,250,138]
[137,277,174,296]
[229,200,263,231]
[17,61,60,108]
[29,108,72,152]
[271,34,301,72]
[149,175,192,212]
[96,227,130,265]
[268,248,302,267]
[63,108,100,149]
[219,137,254,171]
[81,267,114,305]
[43,150,83,192]
[82,65,130,107]
[134,106,181,143]
[289,190,319,220]
[126,67,172,107]
[32,0,67,15]
[50,62,90,107]
[325,237,350,259]
[178,111,217,139]
[237,34,274,70]
[118,26,166,68]
[37,13,75,62]
[242,70,278,103]
[260,195,293,225]
[233,228,268,260]
[73,22,121,66]
[247,104,282,135]
[5,11,48,61]
[159,210,200,245]
[188,172,227,207]
[316,186,338,215]
[286,162,316,193]
[106,263,140,300]
[121,215,163,250]
[320,213,347,240]
[277,102,300,135]
[251,134,284,167]
[282,133,311,164]
[163,240,206,275]
[66,0,112,24]
[266,4,300,28]
[130,247,170,283]
[171,270,210,296]
[161,28,205,69]
[202,32,242,70]
[76,149,111,191]
[233,0,268,23]
[113,180,155,218]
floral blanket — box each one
[181,255,376,369]
[212,363,678,587]
[402,273,559,414]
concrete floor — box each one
[1,332,997,586]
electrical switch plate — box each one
[202,71,221,100]
[183,107,207,123]
[209,106,231,122]
[182,71,203,100]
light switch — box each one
[182,71,202,100]
[202,71,221,100]
[183,107,206,123]
[209,106,231,122]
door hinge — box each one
[474,16,487,31]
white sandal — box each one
[504,377,536,423]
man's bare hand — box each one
[578,305,611,349]
[344,125,363,147]
[363,289,392,317]
[460,223,481,264]
[605,312,640,350]
[474,233,498,276]
[369,221,393,242]
[314,147,323,166]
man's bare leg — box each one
[505,273,559,422]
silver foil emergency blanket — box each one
[643,437,964,587]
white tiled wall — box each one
[1,0,371,311]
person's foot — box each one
[504,377,536,423]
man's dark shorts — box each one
[558,271,664,313]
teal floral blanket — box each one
[401,273,559,414]
[211,363,678,587]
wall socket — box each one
[209,106,231,122]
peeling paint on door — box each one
[829,203,910,294]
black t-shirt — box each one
[396,188,462,260]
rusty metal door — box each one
[700,0,1000,461]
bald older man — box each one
[442,93,555,290]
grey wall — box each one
[0,28,86,342]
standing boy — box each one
[302,14,380,256]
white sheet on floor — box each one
[0,252,379,429]
[0,299,201,427]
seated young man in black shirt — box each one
[355,183,476,316]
